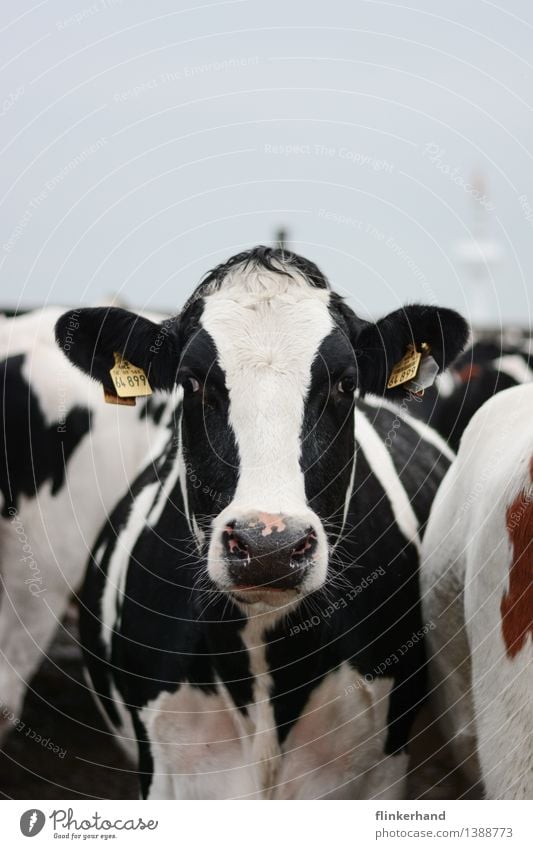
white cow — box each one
[421,383,533,799]
[0,307,169,740]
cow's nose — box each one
[221,513,318,591]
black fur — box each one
[61,247,468,798]
[55,307,179,392]
[79,397,445,779]
[0,354,92,517]
[430,368,516,452]
[56,250,469,405]
[413,336,532,451]
[354,304,469,399]
[196,244,330,295]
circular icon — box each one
[20,810,46,837]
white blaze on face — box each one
[200,264,334,595]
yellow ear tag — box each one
[108,352,152,401]
[387,344,422,389]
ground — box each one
[0,607,482,800]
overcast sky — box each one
[1,0,532,326]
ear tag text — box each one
[387,344,422,389]
[106,352,152,405]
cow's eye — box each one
[337,376,356,395]
[184,376,201,394]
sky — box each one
[1,0,532,326]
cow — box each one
[56,246,468,799]
[421,383,533,799]
[415,338,533,452]
[0,307,169,740]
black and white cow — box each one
[415,338,533,452]
[56,246,468,799]
[0,307,168,739]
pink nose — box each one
[221,513,318,590]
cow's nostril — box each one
[222,523,250,560]
[291,528,318,561]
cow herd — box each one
[0,246,531,799]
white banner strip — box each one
[2,799,532,848]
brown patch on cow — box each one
[501,456,533,658]
[255,513,287,536]
[455,364,482,383]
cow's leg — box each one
[366,751,408,799]
[424,561,479,782]
[144,756,174,800]
[0,487,94,744]
[0,531,76,743]
[139,686,259,800]
[277,667,410,800]
[421,510,480,786]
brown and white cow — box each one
[421,383,533,799]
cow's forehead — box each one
[198,264,334,383]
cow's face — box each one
[56,247,468,611]
[181,268,349,606]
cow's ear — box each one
[354,304,469,398]
[55,307,179,392]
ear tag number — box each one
[106,352,153,405]
[387,344,422,389]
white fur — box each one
[421,383,533,798]
[494,354,533,386]
[354,409,421,551]
[201,265,333,599]
[435,370,456,398]
[82,271,445,799]
[138,644,401,799]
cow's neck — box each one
[200,609,283,794]
[238,616,282,796]
[202,597,334,759]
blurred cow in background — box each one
[0,307,169,740]
[415,334,533,451]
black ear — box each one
[354,304,469,398]
[55,307,179,392]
